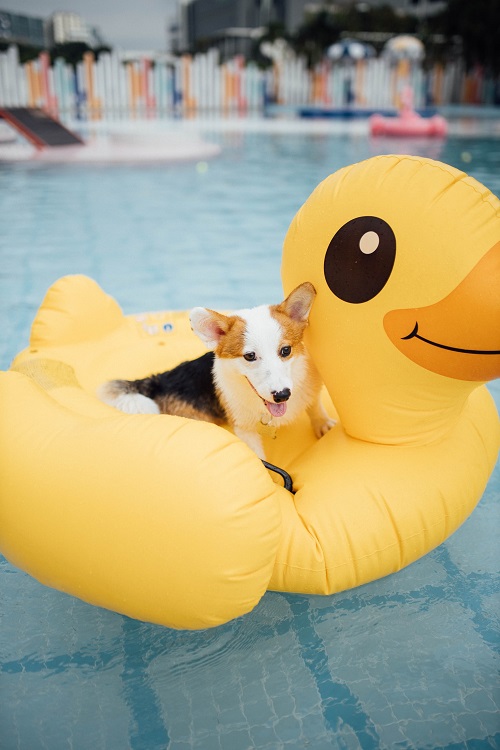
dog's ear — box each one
[190,308,231,349]
[280,282,316,323]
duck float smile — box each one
[1,155,499,629]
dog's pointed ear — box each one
[280,282,316,323]
[190,307,231,349]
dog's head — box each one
[189,283,316,418]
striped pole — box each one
[24,61,35,106]
[32,59,42,107]
[39,53,48,108]
[83,51,98,119]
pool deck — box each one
[0,128,221,163]
[0,106,498,165]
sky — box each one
[9,0,179,50]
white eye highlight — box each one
[359,231,380,255]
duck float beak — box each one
[384,242,500,382]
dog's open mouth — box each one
[245,377,289,418]
[264,400,287,418]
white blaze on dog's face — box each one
[190,283,316,419]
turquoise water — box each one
[1,123,499,749]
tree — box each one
[0,41,42,64]
[290,5,419,67]
[430,0,500,73]
[49,42,111,67]
[251,22,289,68]
[292,11,341,68]
[337,4,417,40]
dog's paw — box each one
[312,416,336,439]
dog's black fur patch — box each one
[125,352,226,421]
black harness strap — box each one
[261,460,295,494]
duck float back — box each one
[1,155,499,629]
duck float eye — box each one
[324,216,396,303]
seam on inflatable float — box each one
[272,505,471,574]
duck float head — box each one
[267,154,500,597]
[282,154,500,446]
[1,155,499,629]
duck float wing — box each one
[0,276,283,629]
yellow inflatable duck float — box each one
[1,155,499,629]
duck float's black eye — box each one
[324,216,396,304]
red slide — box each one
[0,107,84,149]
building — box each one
[0,9,45,49]
[0,8,107,53]
[329,0,446,17]
[174,0,309,57]
[174,0,448,57]
[46,12,106,48]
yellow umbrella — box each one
[384,35,425,61]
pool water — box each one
[1,121,499,750]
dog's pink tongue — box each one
[265,401,287,418]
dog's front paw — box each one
[313,417,336,439]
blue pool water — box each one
[1,120,499,749]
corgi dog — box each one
[98,282,334,460]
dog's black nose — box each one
[272,388,291,403]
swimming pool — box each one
[1,119,499,749]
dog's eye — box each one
[243,352,256,362]
[280,346,292,358]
